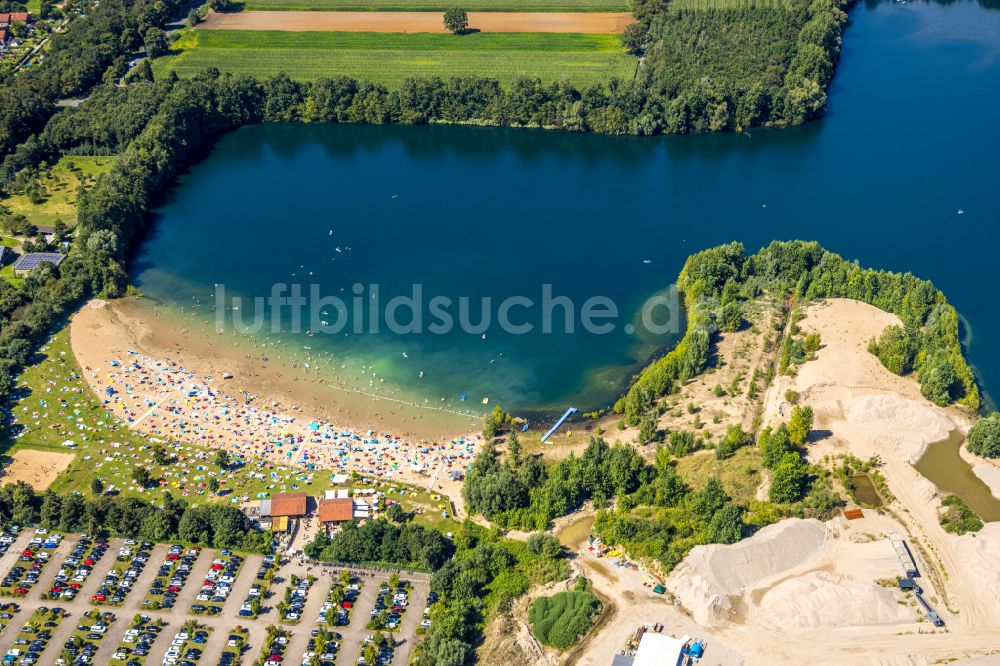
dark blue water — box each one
[135,0,1000,412]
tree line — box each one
[0,0,191,163]
[304,519,453,570]
[615,240,979,426]
[0,481,270,552]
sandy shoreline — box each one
[70,298,482,485]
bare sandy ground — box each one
[540,299,1000,666]
[202,9,634,33]
[0,449,74,490]
[69,298,481,491]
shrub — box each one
[528,590,601,650]
[968,413,1000,458]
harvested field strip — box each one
[154,30,636,88]
[240,0,629,12]
[179,29,627,50]
[202,10,635,33]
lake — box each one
[134,0,1000,416]
[914,430,1000,521]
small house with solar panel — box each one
[12,252,66,277]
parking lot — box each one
[0,528,432,666]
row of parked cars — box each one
[0,526,20,559]
[110,615,164,665]
[146,546,201,611]
[261,632,289,666]
[370,584,409,631]
[238,553,277,618]
[66,610,117,664]
[192,549,243,615]
[283,576,314,623]
[302,628,340,666]
[4,606,65,666]
[162,627,210,665]
[47,536,108,601]
[92,541,153,604]
[321,581,359,627]
[2,530,63,595]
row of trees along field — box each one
[614,240,979,429]
[0,0,850,162]
[0,481,270,552]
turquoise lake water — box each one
[134,0,1000,415]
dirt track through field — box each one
[203,9,633,33]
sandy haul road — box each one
[202,9,634,33]
[541,299,1000,666]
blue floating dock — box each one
[541,407,578,443]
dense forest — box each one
[304,519,454,570]
[0,481,270,552]
[639,0,850,130]
[0,0,190,162]
[615,240,980,426]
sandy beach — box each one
[70,298,482,488]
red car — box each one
[210,563,224,571]
[342,601,352,609]
[167,586,180,593]
[92,593,106,602]
[166,554,180,561]
[83,559,94,566]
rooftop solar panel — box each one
[12,252,66,271]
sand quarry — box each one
[508,299,1000,666]
[0,449,74,490]
[202,9,634,33]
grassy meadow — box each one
[241,0,629,10]
[1,156,114,227]
[153,29,636,88]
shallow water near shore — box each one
[134,0,1000,415]
[913,430,1000,522]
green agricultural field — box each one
[153,30,636,88]
[242,0,628,11]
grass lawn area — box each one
[0,263,24,288]
[673,445,763,504]
[242,0,628,10]
[153,29,636,88]
[25,0,41,13]
[0,155,114,227]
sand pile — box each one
[845,394,955,461]
[952,523,1000,612]
[753,571,911,628]
[972,465,1000,501]
[667,519,827,626]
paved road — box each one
[394,578,430,665]
[336,573,382,664]
[284,573,336,660]
[0,532,34,583]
